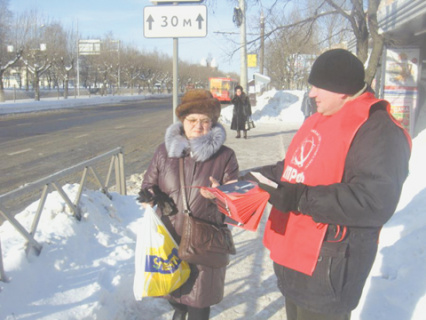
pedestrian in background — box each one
[138,89,239,320]
[300,90,317,120]
[243,49,411,320]
[231,85,251,139]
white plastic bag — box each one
[133,206,190,300]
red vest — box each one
[263,92,411,275]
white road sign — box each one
[144,5,207,38]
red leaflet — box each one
[201,181,270,231]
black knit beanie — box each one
[308,49,365,95]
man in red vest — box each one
[245,49,411,320]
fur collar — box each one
[165,122,226,162]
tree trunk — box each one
[0,70,5,102]
[64,79,69,99]
[64,72,69,99]
[365,0,385,87]
[34,72,40,101]
[365,40,384,86]
[25,67,29,91]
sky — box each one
[7,0,277,75]
[0,91,425,319]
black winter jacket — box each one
[231,93,251,131]
[258,103,411,314]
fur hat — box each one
[176,89,221,123]
[308,49,365,95]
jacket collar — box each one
[165,122,226,162]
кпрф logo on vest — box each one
[284,129,321,183]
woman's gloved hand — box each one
[137,185,178,216]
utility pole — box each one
[173,37,178,123]
[259,10,265,75]
[239,0,248,93]
[76,21,80,96]
[77,41,80,96]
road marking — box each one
[75,134,89,139]
[115,126,126,129]
[7,148,32,156]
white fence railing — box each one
[0,147,126,282]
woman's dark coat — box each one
[257,104,411,314]
[231,93,251,131]
[141,122,239,308]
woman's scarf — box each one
[165,122,226,162]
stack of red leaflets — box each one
[202,180,270,231]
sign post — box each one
[77,39,101,96]
[144,3,207,122]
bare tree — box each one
[13,10,55,100]
[4,2,237,101]
[322,0,384,84]
[100,33,121,94]
[0,0,21,102]
[264,4,319,89]
[49,22,76,98]
[214,0,385,87]
[117,45,141,92]
[260,0,384,85]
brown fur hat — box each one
[176,89,221,123]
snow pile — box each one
[220,89,305,126]
[352,129,426,320]
[0,185,143,319]
[0,94,170,115]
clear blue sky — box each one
[8,0,275,75]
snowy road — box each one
[0,98,171,213]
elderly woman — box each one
[138,89,239,320]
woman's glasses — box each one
[185,118,212,126]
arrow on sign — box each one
[196,14,204,30]
[147,15,154,30]
[143,5,207,38]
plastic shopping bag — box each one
[133,206,190,300]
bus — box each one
[209,77,239,103]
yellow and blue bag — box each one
[133,206,190,300]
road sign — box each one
[144,5,207,38]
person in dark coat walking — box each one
[138,89,239,320]
[231,85,251,139]
[300,90,317,120]
[241,49,412,319]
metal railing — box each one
[0,147,126,282]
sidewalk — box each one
[208,123,296,320]
[223,122,297,172]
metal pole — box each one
[77,39,80,96]
[259,10,265,75]
[239,0,248,92]
[118,40,121,93]
[0,237,7,282]
[173,37,179,123]
[118,152,126,195]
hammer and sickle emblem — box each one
[292,136,317,168]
